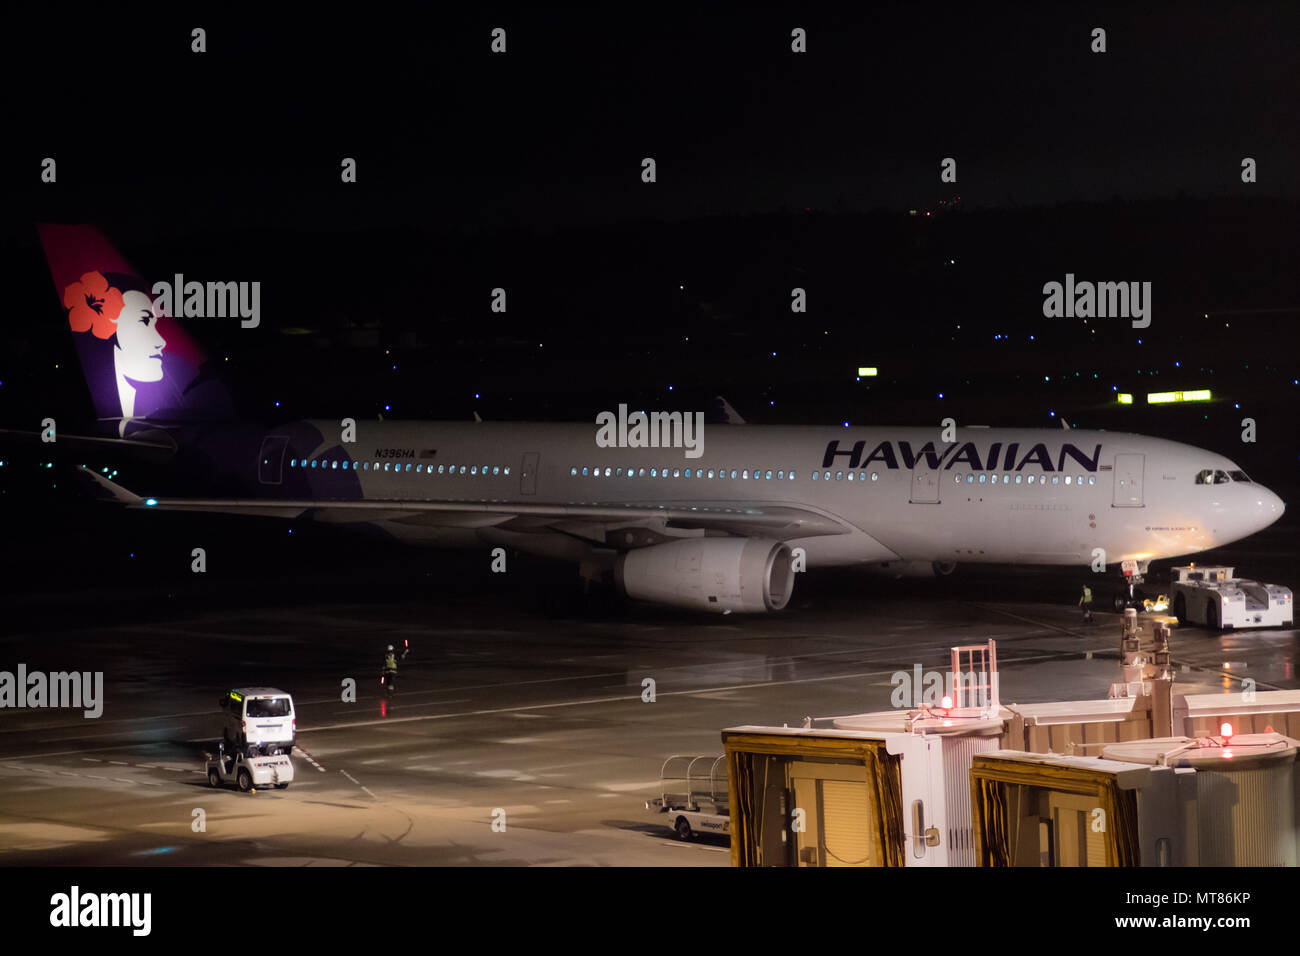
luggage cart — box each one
[645,754,730,841]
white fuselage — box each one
[278,422,1285,568]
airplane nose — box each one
[1253,485,1285,530]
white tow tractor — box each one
[205,745,295,792]
[1170,565,1294,631]
[645,754,730,841]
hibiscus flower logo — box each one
[63,271,124,339]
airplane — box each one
[16,223,1287,613]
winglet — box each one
[713,396,747,424]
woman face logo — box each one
[113,289,166,382]
[63,271,167,425]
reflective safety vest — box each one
[384,654,397,670]
[1081,586,1093,603]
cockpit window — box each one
[1195,468,1233,484]
[1229,470,1251,483]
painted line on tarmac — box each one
[296,747,328,772]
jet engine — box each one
[613,538,795,613]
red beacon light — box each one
[940,695,953,711]
[1220,722,1234,741]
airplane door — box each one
[520,452,539,495]
[910,468,940,504]
[1112,453,1144,507]
[258,435,289,485]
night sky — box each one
[1,5,1297,485]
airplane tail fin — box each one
[36,223,234,435]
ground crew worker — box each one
[1079,584,1094,623]
[383,645,398,692]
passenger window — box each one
[835,471,843,481]
[870,473,878,482]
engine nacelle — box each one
[614,538,795,613]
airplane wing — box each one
[77,467,849,541]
